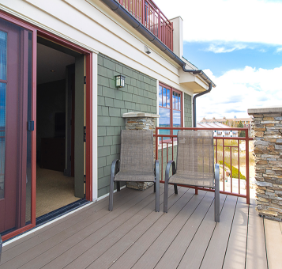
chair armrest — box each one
[111,159,120,179]
[165,160,176,183]
[215,163,219,182]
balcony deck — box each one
[0,184,281,269]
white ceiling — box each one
[37,43,75,85]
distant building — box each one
[197,122,238,137]
[200,116,253,137]
[200,117,252,127]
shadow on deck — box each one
[1,184,280,269]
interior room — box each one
[36,37,84,219]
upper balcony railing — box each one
[116,0,173,50]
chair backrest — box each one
[119,130,154,173]
[176,130,214,177]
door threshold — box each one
[3,199,90,244]
[36,198,89,226]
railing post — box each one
[142,0,145,25]
[246,128,250,204]
[171,21,173,51]
[158,9,161,39]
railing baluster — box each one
[223,139,225,192]
[246,129,250,204]
[216,138,218,163]
[158,9,160,38]
[238,140,240,194]
[161,137,163,181]
[230,146,232,193]
[142,0,145,25]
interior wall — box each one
[37,79,66,162]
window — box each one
[159,83,182,141]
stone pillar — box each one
[122,112,159,190]
[248,107,282,221]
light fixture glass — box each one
[115,75,125,88]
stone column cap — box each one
[122,112,160,118]
[248,106,282,114]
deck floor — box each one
[1,184,281,269]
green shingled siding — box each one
[184,93,192,127]
[97,54,157,197]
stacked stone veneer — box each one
[248,107,282,221]
[123,112,159,190]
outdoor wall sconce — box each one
[115,75,125,88]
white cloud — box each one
[196,66,282,121]
[276,47,282,53]
[206,44,247,53]
[153,0,282,45]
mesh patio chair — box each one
[163,130,220,222]
[109,130,160,212]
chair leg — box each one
[214,164,220,222]
[117,181,120,192]
[174,184,178,194]
[163,179,169,213]
[109,178,115,211]
[155,180,160,212]
[154,182,156,193]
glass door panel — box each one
[0,83,6,199]
[0,18,32,234]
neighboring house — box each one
[200,117,253,136]
[0,0,215,239]
[201,116,252,127]
[197,122,238,137]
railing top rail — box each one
[156,127,250,131]
[155,127,253,140]
[154,134,253,140]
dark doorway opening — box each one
[36,37,86,219]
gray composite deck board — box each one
[0,187,273,269]
[177,194,227,269]
[94,188,193,269]
[200,195,238,269]
[246,200,268,269]
[41,186,169,269]
[154,191,216,269]
[1,186,156,269]
[62,186,178,269]
[264,219,282,269]
[223,198,249,269]
[17,186,158,269]
[2,187,132,262]
[132,191,212,269]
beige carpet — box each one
[36,167,80,217]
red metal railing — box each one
[154,127,253,204]
[116,0,173,50]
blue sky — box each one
[154,0,282,122]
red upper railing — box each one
[154,127,254,204]
[117,0,173,50]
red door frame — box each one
[0,11,93,241]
